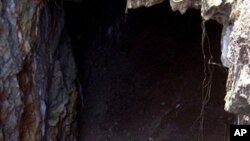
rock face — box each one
[0,1,77,141]
[224,0,250,116]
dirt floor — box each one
[71,5,235,141]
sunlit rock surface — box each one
[224,0,250,116]
[0,1,77,141]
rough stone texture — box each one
[126,0,164,9]
[201,0,232,24]
[170,0,200,14]
[0,1,77,141]
[127,0,232,24]
[169,0,233,24]
[224,0,250,116]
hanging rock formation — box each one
[0,1,77,141]
[127,0,165,9]
[127,0,250,118]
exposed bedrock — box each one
[0,1,77,141]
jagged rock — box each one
[0,1,77,141]
[169,0,233,24]
[127,0,232,24]
[169,0,200,14]
[126,0,165,9]
[224,0,250,116]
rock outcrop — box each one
[0,1,77,141]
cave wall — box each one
[224,0,250,117]
[0,0,250,140]
[0,1,77,141]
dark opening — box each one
[64,1,234,140]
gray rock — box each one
[0,1,77,141]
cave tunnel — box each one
[0,0,241,141]
[64,0,234,141]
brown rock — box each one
[0,0,77,141]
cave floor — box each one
[77,11,234,141]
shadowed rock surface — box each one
[0,1,77,141]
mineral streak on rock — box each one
[0,0,77,141]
